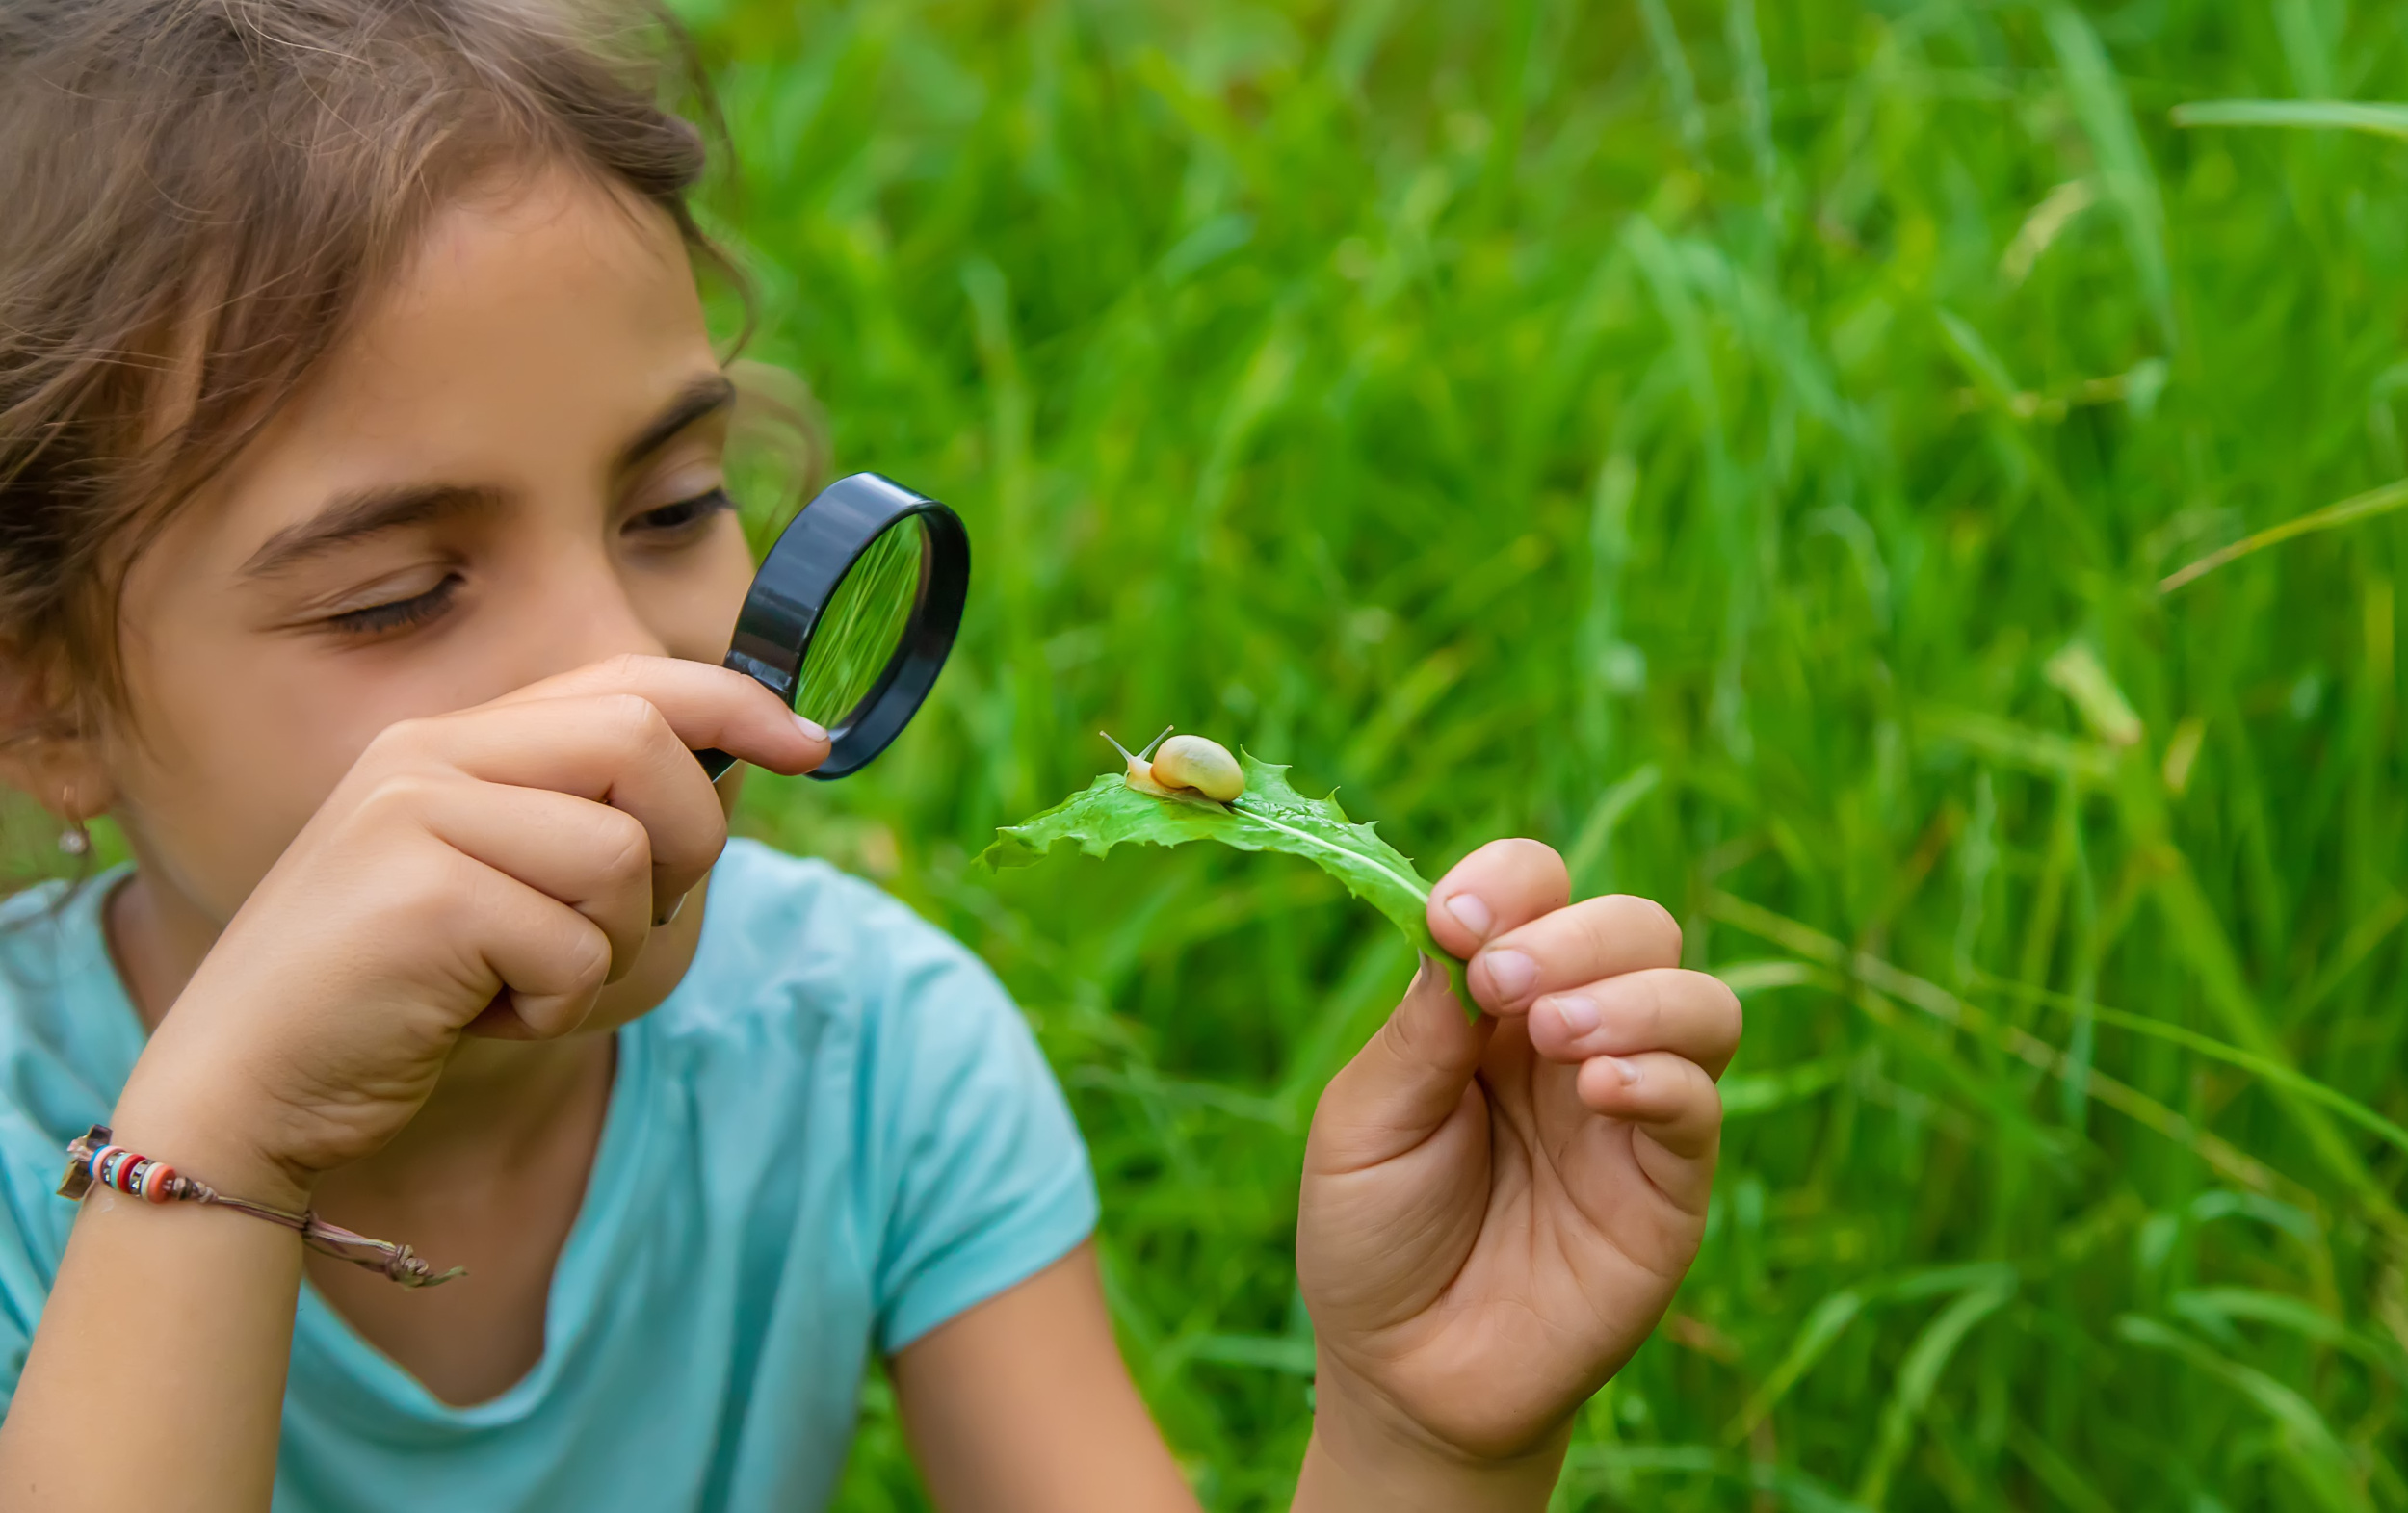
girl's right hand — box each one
[105,654,827,1208]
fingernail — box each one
[1543,992,1600,1036]
[793,713,828,742]
[1444,891,1494,940]
[1480,948,1535,1001]
[1607,1056,1642,1085]
[652,890,688,928]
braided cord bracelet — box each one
[56,1125,464,1289]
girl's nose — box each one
[508,548,679,684]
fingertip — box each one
[707,666,828,775]
[1575,1053,1723,1154]
[743,720,832,779]
[1428,838,1570,956]
[1467,946,1537,1014]
[779,711,830,773]
[1527,991,1600,1057]
[1574,1056,1641,1118]
[1575,1046,1657,1100]
[501,987,600,1040]
[1427,884,1489,958]
[1479,837,1570,901]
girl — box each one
[0,0,1741,1507]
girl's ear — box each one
[0,654,118,828]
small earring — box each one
[57,788,90,858]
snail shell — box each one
[1150,734,1244,801]
[1108,727,1246,803]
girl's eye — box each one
[626,487,734,538]
[324,572,462,638]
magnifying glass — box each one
[694,472,969,781]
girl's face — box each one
[98,166,755,1013]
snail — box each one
[1103,726,1245,803]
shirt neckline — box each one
[289,1022,655,1426]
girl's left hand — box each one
[1296,838,1741,1492]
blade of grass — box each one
[1705,893,2305,1207]
[2171,99,2408,141]
[2113,1317,2375,1512]
[2160,479,2408,593]
[1855,1281,2016,1507]
[1971,971,2408,1164]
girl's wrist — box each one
[110,1079,318,1213]
[1293,1356,1567,1513]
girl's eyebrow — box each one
[238,374,735,580]
[616,372,737,474]
[240,483,504,579]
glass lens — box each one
[794,515,927,731]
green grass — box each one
[674,1,2408,1506]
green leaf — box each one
[981,751,1472,1014]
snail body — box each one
[1149,734,1245,801]
[1105,727,1245,803]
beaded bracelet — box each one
[56,1125,464,1289]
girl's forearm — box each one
[0,1104,305,1511]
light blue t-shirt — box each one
[0,838,1098,1510]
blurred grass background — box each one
[678,0,2408,1506]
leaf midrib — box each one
[1233,797,1429,903]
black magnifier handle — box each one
[695,473,970,781]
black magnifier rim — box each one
[695,472,969,782]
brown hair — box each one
[0,0,741,734]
